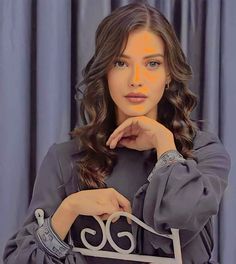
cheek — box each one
[149,82,166,103]
[108,71,118,87]
[107,72,125,95]
[107,76,122,104]
[146,71,166,91]
[146,69,166,83]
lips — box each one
[125,92,147,98]
[124,92,147,103]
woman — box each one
[3,2,231,264]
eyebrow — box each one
[118,53,164,59]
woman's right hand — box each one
[64,188,132,224]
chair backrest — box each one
[70,211,183,264]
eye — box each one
[147,61,161,69]
[113,60,127,68]
[113,59,161,69]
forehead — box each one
[122,29,165,56]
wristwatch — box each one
[147,150,186,182]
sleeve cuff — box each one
[36,216,72,259]
[148,150,186,182]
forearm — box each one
[51,199,78,240]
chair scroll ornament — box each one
[71,211,183,264]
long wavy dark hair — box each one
[70,2,200,190]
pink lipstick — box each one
[125,92,147,103]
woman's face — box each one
[107,29,170,126]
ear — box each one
[166,72,171,84]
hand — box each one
[64,188,132,224]
[106,116,174,152]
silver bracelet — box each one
[36,216,71,259]
[148,149,186,182]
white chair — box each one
[69,211,183,264]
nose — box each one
[129,64,143,87]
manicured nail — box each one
[112,216,120,223]
[127,218,132,225]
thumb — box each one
[119,138,136,149]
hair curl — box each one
[70,2,201,190]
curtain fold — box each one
[0,0,235,263]
[0,0,31,260]
[36,0,71,168]
[219,0,236,263]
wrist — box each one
[156,145,177,159]
[61,196,79,219]
[154,130,176,158]
[51,198,78,241]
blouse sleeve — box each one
[3,144,87,264]
[142,131,231,250]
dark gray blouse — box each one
[3,129,231,264]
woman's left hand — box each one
[105,116,175,152]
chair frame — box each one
[69,211,183,264]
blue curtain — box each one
[0,0,235,263]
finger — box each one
[118,136,138,150]
[112,216,120,223]
[110,133,135,149]
[126,119,142,133]
[106,118,134,145]
[114,193,132,225]
[111,197,120,210]
[103,203,119,216]
[117,200,132,225]
[100,213,119,223]
[99,213,110,221]
[106,130,124,146]
[131,121,141,135]
[113,190,132,215]
[119,207,132,225]
[110,131,125,149]
[121,120,140,139]
[117,141,125,148]
[127,217,132,225]
[109,124,137,148]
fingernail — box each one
[127,218,132,225]
[112,216,120,223]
